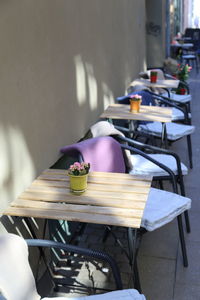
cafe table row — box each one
[2,76,177,290]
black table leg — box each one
[127,228,141,292]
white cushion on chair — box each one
[172,107,191,121]
[129,154,188,176]
[0,236,146,300]
[141,188,191,231]
[0,234,40,300]
[172,108,183,121]
[42,289,146,300]
[162,92,191,103]
[139,122,195,140]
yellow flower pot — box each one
[69,174,88,194]
[130,99,141,113]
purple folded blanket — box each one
[60,136,126,173]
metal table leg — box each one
[127,228,141,292]
[103,226,142,292]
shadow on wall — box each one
[0,125,35,214]
[74,53,147,119]
[74,54,114,114]
[0,54,116,237]
[0,124,41,238]
[0,1,146,238]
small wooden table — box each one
[100,104,172,123]
[129,78,180,89]
[100,104,172,148]
[4,169,152,290]
[4,169,152,229]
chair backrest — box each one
[60,136,126,173]
[0,234,146,300]
[80,121,133,172]
[0,234,40,300]
[116,90,155,106]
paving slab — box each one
[139,221,179,260]
[176,241,200,286]
[184,211,200,242]
[173,283,200,300]
[138,255,176,300]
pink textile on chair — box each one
[60,136,126,173]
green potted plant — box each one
[175,63,192,94]
[176,63,192,81]
[68,162,90,194]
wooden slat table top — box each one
[100,103,172,123]
[3,169,152,228]
[129,78,180,89]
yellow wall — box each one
[0,1,146,226]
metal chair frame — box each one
[145,91,194,169]
[117,90,193,169]
[26,238,123,294]
[115,132,191,233]
[69,137,189,290]
[120,143,188,268]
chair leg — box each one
[178,176,191,233]
[133,256,142,293]
[195,56,199,73]
[177,215,188,267]
[188,102,191,115]
[186,135,193,169]
[102,226,111,243]
[184,211,191,234]
[127,228,142,292]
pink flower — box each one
[130,94,142,100]
[68,162,90,176]
[74,162,81,167]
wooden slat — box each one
[100,104,172,122]
[18,191,147,209]
[43,169,152,181]
[31,180,151,193]
[36,176,151,189]
[28,182,150,196]
[3,207,141,228]
[39,170,152,183]
[11,199,144,218]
